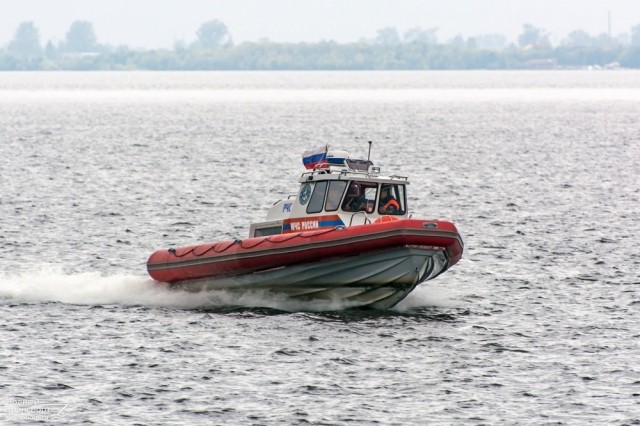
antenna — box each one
[367,140,373,162]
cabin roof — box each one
[298,167,410,185]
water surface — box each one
[1,71,639,424]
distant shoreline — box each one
[1,43,637,71]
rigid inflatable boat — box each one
[147,145,463,309]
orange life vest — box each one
[383,199,400,211]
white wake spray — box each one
[0,265,369,311]
[0,265,199,308]
[0,265,451,312]
[393,284,458,311]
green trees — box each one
[2,18,640,70]
[632,25,640,46]
[374,27,402,45]
[194,20,232,49]
[518,24,551,49]
[3,21,43,69]
[563,30,595,47]
[469,34,507,51]
[62,20,98,53]
[7,22,42,57]
[403,27,438,45]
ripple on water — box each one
[1,72,640,424]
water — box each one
[1,71,639,424]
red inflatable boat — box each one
[147,146,464,309]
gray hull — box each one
[174,247,449,309]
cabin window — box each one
[325,181,347,212]
[254,226,282,237]
[378,184,406,215]
[341,181,378,214]
[307,181,328,214]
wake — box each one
[0,265,454,312]
[0,266,196,308]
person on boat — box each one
[342,182,376,213]
[379,185,400,214]
[342,182,361,212]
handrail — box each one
[349,211,372,227]
[301,169,408,181]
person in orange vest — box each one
[379,185,400,214]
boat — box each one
[147,144,464,309]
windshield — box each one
[341,181,378,214]
[378,183,406,215]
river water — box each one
[1,71,639,424]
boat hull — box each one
[147,219,463,309]
[173,246,448,309]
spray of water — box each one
[0,265,196,308]
[393,284,458,311]
[0,265,387,312]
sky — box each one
[1,0,639,49]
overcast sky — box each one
[2,0,639,48]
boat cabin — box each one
[249,150,410,237]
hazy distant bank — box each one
[3,20,639,70]
[2,41,640,71]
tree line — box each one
[1,19,640,70]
